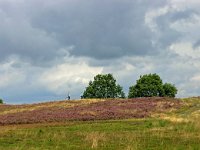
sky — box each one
[1,0,200,104]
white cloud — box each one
[145,6,170,32]
[0,56,26,88]
[169,0,200,9]
[170,13,200,34]
[190,75,200,82]
[37,58,103,95]
[169,42,200,58]
[0,56,103,102]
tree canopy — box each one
[163,83,178,98]
[82,74,125,99]
[128,73,177,98]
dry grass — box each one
[85,132,106,148]
[79,111,97,116]
[0,99,105,115]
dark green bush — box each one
[163,83,177,98]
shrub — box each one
[163,83,177,98]
[0,99,3,104]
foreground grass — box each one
[0,118,200,150]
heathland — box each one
[0,97,200,149]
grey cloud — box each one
[170,9,198,22]
[0,0,197,63]
[0,0,168,63]
[1,0,200,103]
[154,13,182,48]
[154,7,200,49]
[0,18,61,64]
[193,40,200,48]
[28,0,167,59]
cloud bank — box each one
[0,0,200,103]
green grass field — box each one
[0,97,200,150]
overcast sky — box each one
[1,0,200,104]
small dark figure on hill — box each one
[68,94,70,100]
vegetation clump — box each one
[82,74,125,99]
[163,83,178,98]
[0,99,3,104]
[128,73,177,98]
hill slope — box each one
[1,97,200,149]
[0,97,182,125]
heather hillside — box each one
[0,97,181,125]
[1,97,200,149]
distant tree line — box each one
[82,73,177,99]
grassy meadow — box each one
[0,97,200,150]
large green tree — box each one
[82,74,125,99]
[128,73,177,98]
